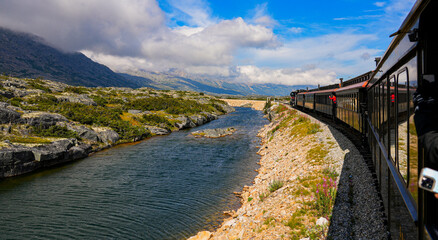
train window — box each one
[407,58,418,203]
[389,75,397,166]
[397,70,409,183]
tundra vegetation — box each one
[0,75,231,150]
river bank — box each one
[189,103,386,240]
[0,107,268,239]
[0,76,234,179]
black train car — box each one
[291,1,437,238]
[335,71,371,133]
[366,0,437,238]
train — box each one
[290,0,437,239]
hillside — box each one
[0,27,139,88]
[0,27,297,96]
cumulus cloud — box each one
[0,0,165,56]
[0,0,414,87]
[236,65,337,86]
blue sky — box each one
[0,0,416,86]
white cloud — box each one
[165,0,216,27]
[236,65,337,86]
[0,0,165,56]
[374,2,386,7]
[288,27,304,34]
[248,3,278,28]
[0,0,416,88]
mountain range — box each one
[0,27,295,96]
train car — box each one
[296,91,305,108]
[314,89,335,116]
[303,92,315,110]
[365,0,437,239]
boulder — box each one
[97,130,120,144]
[316,217,329,226]
[21,112,67,128]
[67,144,92,160]
[146,126,171,135]
[0,107,21,124]
[175,116,196,129]
[32,139,76,162]
[58,123,99,142]
[217,103,235,113]
[189,115,207,126]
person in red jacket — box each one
[329,92,337,121]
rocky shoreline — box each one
[0,105,232,179]
[1,76,234,179]
[189,103,386,239]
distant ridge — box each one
[0,27,295,96]
[0,27,139,88]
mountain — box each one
[0,27,295,96]
[121,70,295,96]
[0,27,139,88]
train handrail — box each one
[366,116,418,223]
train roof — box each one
[335,80,368,92]
[366,0,429,87]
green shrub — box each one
[269,180,284,192]
[140,114,173,129]
[64,86,89,94]
[28,81,52,93]
[33,125,79,139]
[125,97,219,115]
[90,95,108,106]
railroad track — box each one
[293,106,389,236]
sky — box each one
[0,0,416,86]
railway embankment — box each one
[189,103,386,240]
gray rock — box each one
[128,109,142,114]
[316,217,329,226]
[192,127,236,138]
[98,130,120,144]
[58,123,99,142]
[217,103,235,113]
[21,112,67,128]
[55,94,96,106]
[189,115,207,126]
[68,144,92,160]
[0,90,14,99]
[0,147,35,165]
[32,139,76,162]
[0,107,21,124]
[146,126,171,135]
[0,101,9,108]
[175,116,196,129]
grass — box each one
[306,144,329,165]
[0,134,52,144]
[259,193,269,202]
[269,180,284,192]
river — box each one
[0,107,269,240]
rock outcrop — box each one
[0,107,21,124]
[21,112,67,128]
[0,139,92,178]
[192,127,236,138]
